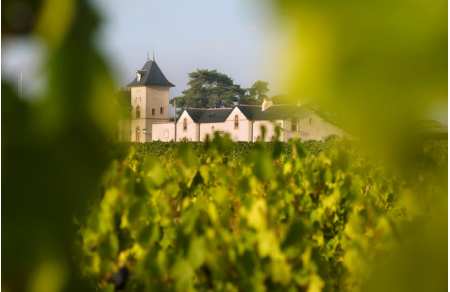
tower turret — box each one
[127,59,174,142]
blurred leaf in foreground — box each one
[271,0,447,291]
[2,0,120,291]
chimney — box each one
[261,98,273,111]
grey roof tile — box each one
[238,105,311,121]
[184,108,234,123]
[127,60,174,87]
[178,104,314,124]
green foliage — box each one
[3,0,446,291]
[173,69,246,108]
[272,0,447,152]
[172,69,272,107]
[118,139,334,163]
[78,136,434,291]
[3,0,121,291]
[249,80,269,100]
[269,1,448,288]
[241,80,270,105]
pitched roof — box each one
[184,108,234,123]
[178,104,316,124]
[237,104,311,121]
[127,60,174,87]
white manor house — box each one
[119,59,344,143]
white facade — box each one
[252,120,284,142]
[297,114,344,141]
[125,59,344,143]
[176,111,200,141]
[150,105,344,142]
[199,107,252,141]
[152,122,176,142]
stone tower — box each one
[127,58,174,142]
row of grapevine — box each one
[78,136,430,291]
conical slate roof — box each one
[127,60,174,87]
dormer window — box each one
[136,72,142,82]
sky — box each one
[2,0,283,98]
[2,0,445,124]
[91,0,282,96]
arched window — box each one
[183,118,187,131]
[135,105,141,118]
[234,114,239,129]
[160,106,164,114]
[135,126,140,142]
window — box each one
[152,108,155,116]
[183,118,187,131]
[291,119,297,131]
[135,105,141,118]
[160,106,164,114]
[309,118,312,125]
[234,114,239,129]
[135,126,140,142]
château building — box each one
[122,58,344,143]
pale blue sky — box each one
[2,1,447,123]
[2,0,282,97]
[93,0,280,96]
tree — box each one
[173,69,245,108]
[238,80,270,105]
[249,80,269,102]
[270,94,290,104]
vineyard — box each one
[76,136,447,291]
[2,0,447,290]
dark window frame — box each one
[135,105,141,118]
